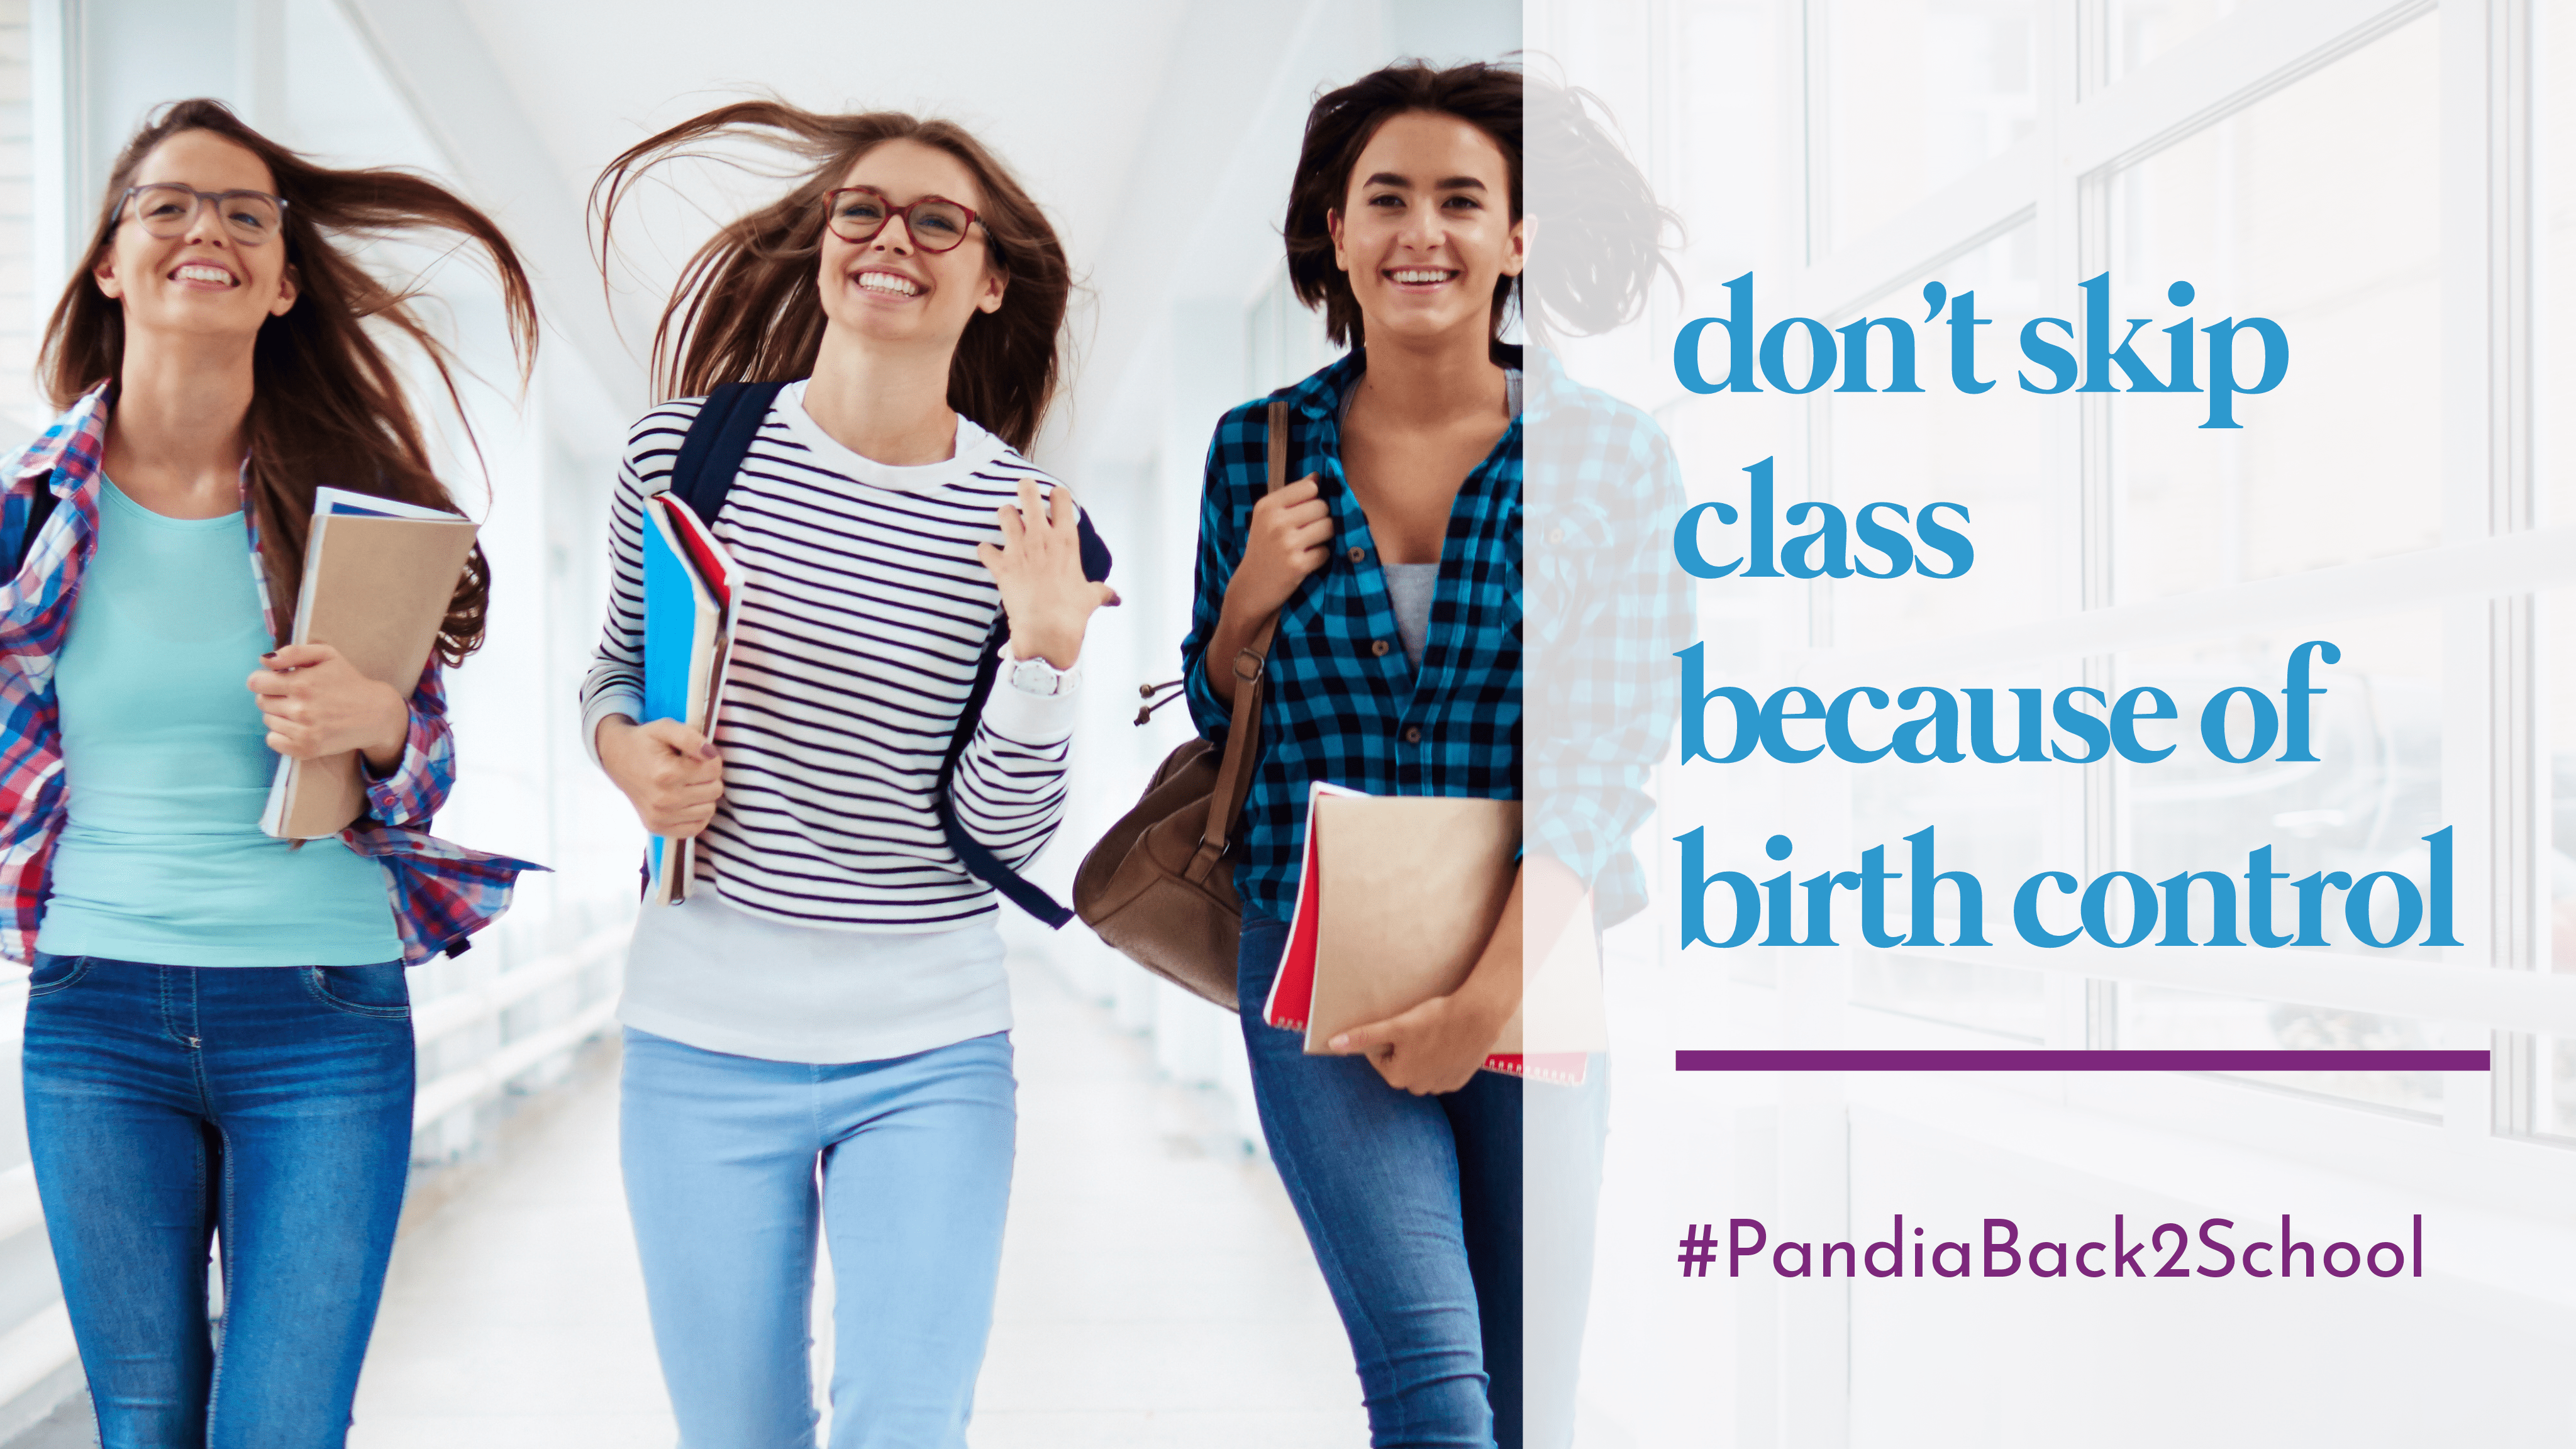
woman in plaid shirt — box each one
[1189,62,1536,1449]
[0,101,537,1446]
[1185,63,1685,1449]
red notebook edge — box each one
[1263,783,1586,1086]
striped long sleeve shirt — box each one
[580,383,1079,933]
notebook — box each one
[640,492,739,904]
[1261,783,1594,1086]
[259,487,479,839]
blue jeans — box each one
[1238,914,1524,1449]
[619,1027,1016,1449]
[21,953,414,1449]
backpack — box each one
[665,380,1109,928]
[8,479,57,575]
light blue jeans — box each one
[618,1026,1015,1449]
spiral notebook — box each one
[1261,784,1594,1087]
[640,492,740,904]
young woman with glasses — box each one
[584,104,1109,1448]
[1,99,536,1447]
[1184,62,1680,1448]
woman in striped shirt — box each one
[581,104,1109,1449]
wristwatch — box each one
[1004,651,1080,697]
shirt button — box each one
[1403,726,1422,743]
[1370,639,1390,657]
[1548,526,1566,545]
[1347,546,1365,563]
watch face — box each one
[1011,658,1062,696]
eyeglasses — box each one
[119,184,289,247]
[822,186,980,253]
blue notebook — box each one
[640,496,735,904]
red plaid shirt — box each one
[0,384,539,965]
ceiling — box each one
[448,0,1201,295]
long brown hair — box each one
[591,100,1070,453]
[1284,62,1523,358]
[40,98,537,663]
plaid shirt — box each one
[1183,346,1686,926]
[0,384,539,965]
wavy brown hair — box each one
[40,99,535,664]
[1285,61,1523,360]
[591,100,1070,453]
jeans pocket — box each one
[25,953,86,999]
[301,962,411,1020]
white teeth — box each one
[857,271,920,297]
[174,265,236,286]
[1389,269,1453,284]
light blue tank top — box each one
[37,480,402,966]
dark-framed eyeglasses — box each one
[119,184,289,247]
[822,186,981,253]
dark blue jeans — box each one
[1240,914,1526,1449]
[21,954,414,1449]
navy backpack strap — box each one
[9,472,58,575]
[667,380,788,526]
[933,508,1114,930]
[670,380,1111,929]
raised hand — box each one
[977,479,1116,668]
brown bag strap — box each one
[1188,400,1292,880]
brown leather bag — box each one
[1072,400,1296,1011]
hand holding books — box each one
[257,486,480,838]
[629,492,738,904]
[597,719,723,837]
[1263,785,1603,1092]
[247,641,411,772]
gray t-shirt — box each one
[1384,562,1440,667]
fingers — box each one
[1257,491,1328,526]
[264,642,340,671]
[635,718,714,760]
[1328,1019,1397,1056]
[643,772,724,835]
[648,801,719,838]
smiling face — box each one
[815,138,1006,354]
[1328,110,1523,351]
[92,129,297,343]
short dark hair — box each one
[1284,61,1521,355]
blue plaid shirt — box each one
[1184,345,1685,927]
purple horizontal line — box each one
[1675,1050,2491,1072]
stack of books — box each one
[1261,784,1597,1085]
[641,492,739,904]
[260,487,479,840]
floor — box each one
[15,955,1367,1446]
[365,952,1363,1447]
